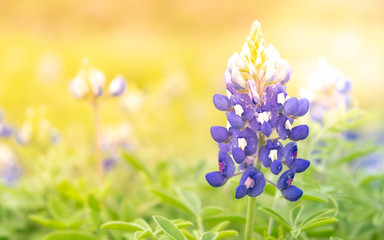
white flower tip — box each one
[109,75,126,97]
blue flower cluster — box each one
[300,58,351,122]
[206,21,310,201]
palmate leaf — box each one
[100,221,144,232]
[134,230,152,240]
[299,209,336,226]
[289,205,304,226]
[44,230,98,240]
[173,219,194,229]
[176,189,202,217]
[153,215,186,240]
[258,207,291,230]
[301,217,338,231]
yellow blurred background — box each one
[1,0,383,162]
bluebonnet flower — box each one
[300,58,351,122]
[69,59,127,100]
[16,107,60,146]
[206,21,310,201]
[100,123,137,172]
[0,143,21,186]
[0,109,13,138]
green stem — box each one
[92,99,104,185]
[267,192,279,235]
[244,196,256,240]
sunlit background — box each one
[1,0,384,162]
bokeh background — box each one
[1,0,384,163]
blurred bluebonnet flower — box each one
[300,58,351,122]
[69,59,126,100]
[0,143,21,186]
[100,123,137,172]
[206,21,310,201]
[16,107,60,146]
[0,109,13,138]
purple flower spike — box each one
[282,185,303,202]
[226,113,245,130]
[283,97,299,116]
[295,158,310,173]
[232,147,246,164]
[235,167,266,199]
[213,94,233,111]
[206,21,309,200]
[206,171,227,187]
[284,142,297,167]
[296,98,309,117]
[277,167,296,190]
[210,126,231,143]
[289,125,309,141]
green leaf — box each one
[87,194,102,212]
[182,229,197,240]
[264,184,277,195]
[151,188,193,215]
[122,153,150,176]
[200,232,218,240]
[44,230,98,240]
[210,221,230,232]
[29,214,68,230]
[153,215,186,240]
[372,211,384,227]
[216,230,238,240]
[173,219,194,229]
[56,181,84,204]
[135,230,152,240]
[301,191,329,203]
[299,209,335,226]
[100,221,144,232]
[177,189,202,216]
[258,207,291,230]
[201,206,224,219]
[289,205,304,226]
[305,226,335,238]
[134,218,153,232]
[47,196,66,220]
[301,217,338,231]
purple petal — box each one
[270,160,283,175]
[277,167,296,190]
[295,158,310,173]
[284,142,297,167]
[289,125,309,141]
[283,97,299,116]
[235,185,247,199]
[232,147,246,164]
[248,171,266,197]
[261,122,272,137]
[296,98,309,117]
[259,146,272,167]
[219,151,235,178]
[210,126,231,143]
[206,171,227,187]
[213,94,233,111]
[282,185,303,202]
[226,113,244,130]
